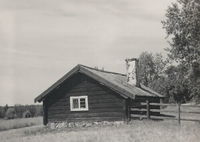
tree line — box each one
[0,104,43,119]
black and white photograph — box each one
[0,0,200,142]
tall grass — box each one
[0,117,42,131]
[0,120,199,142]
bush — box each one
[5,108,16,119]
[0,107,5,118]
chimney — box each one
[125,58,140,87]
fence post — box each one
[178,102,181,125]
[126,99,131,123]
[128,105,131,122]
[146,100,150,120]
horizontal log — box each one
[180,111,200,114]
[150,109,177,113]
[130,114,147,118]
[49,98,123,107]
[71,112,123,117]
[131,108,147,111]
[69,86,105,93]
[150,116,176,120]
[66,91,88,96]
[48,106,124,113]
[101,104,125,110]
[131,111,147,115]
[49,116,123,122]
[180,118,200,122]
[89,99,124,104]
[50,101,123,108]
[72,82,100,89]
[48,112,123,119]
[66,92,120,100]
[152,103,177,106]
[131,105,146,109]
[181,105,200,108]
[149,103,176,106]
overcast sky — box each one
[0,0,175,105]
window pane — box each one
[73,99,79,109]
[80,98,86,108]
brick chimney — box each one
[125,58,140,87]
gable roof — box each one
[35,64,163,102]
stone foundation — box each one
[47,121,124,129]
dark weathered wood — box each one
[135,96,160,103]
[48,107,124,115]
[131,108,147,111]
[130,111,147,115]
[131,114,147,117]
[180,111,200,114]
[49,116,123,122]
[49,98,124,108]
[130,102,200,123]
[126,99,131,122]
[178,102,181,125]
[48,112,123,118]
[79,68,129,99]
[43,100,48,125]
[150,109,177,113]
[149,103,177,106]
[180,118,200,122]
[149,116,176,120]
[46,73,125,123]
[146,100,150,120]
[181,105,200,108]
[130,97,160,121]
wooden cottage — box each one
[35,60,163,125]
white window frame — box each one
[70,96,88,111]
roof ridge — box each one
[79,64,126,76]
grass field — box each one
[0,117,42,131]
[0,120,199,142]
[0,105,200,142]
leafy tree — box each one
[162,0,200,64]
[138,52,155,86]
[138,51,192,103]
[164,64,191,103]
[162,0,200,102]
[138,52,167,87]
[5,108,16,119]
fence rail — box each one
[130,102,200,124]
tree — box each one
[138,52,155,86]
[5,108,16,119]
[138,51,192,103]
[164,64,191,103]
[162,0,200,102]
[138,52,167,87]
[162,0,200,64]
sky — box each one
[0,0,175,105]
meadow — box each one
[0,105,200,142]
[0,117,42,131]
[0,119,199,142]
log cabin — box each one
[34,59,163,125]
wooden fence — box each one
[129,101,200,124]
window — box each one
[70,96,88,111]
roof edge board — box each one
[34,65,81,102]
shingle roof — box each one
[35,64,163,102]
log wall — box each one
[44,73,126,123]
